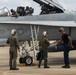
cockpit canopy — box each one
[0,7,10,16]
[33,0,65,14]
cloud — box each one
[58,0,76,11]
[19,0,32,7]
[3,0,9,2]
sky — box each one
[0,0,76,15]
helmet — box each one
[11,29,16,35]
[42,31,48,36]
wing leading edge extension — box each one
[0,21,76,27]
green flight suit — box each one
[7,35,20,69]
[38,36,50,67]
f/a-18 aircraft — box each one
[0,0,76,52]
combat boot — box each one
[12,68,19,70]
[62,64,70,68]
[44,66,50,68]
[10,68,13,70]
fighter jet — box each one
[0,0,76,52]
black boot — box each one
[62,64,70,68]
[44,66,50,68]
[12,68,19,70]
[10,68,13,70]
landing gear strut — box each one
[19,43,33,66]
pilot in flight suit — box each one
[38,31,50,68]
[7,29,20,70]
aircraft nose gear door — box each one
[30,25,40,60]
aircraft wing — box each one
[0,21,76,27]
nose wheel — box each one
[23,56,33,66]
[19,56,33,66]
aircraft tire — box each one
[23,56,33,66]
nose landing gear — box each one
[19,43,33,66]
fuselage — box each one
[0,12,76,41]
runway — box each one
[0,46,76,75]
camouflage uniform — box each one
[7,35,20,69]
[38,36,50,67]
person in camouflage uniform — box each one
[7,29,20,70]
[38,31,50,68]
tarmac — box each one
[0,46,76,75]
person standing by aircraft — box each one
[53,28,74,68]
[7,29,20,70]
[38,31,50,68]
